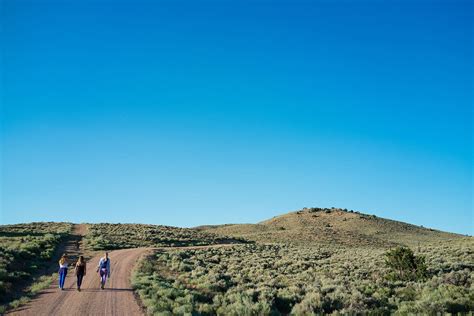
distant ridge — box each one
[197,207,462,248]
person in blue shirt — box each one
[96,252,111,289]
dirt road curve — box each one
[9,248,149,316]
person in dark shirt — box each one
[74,255,87,291]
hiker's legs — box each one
[77,274,83,288]
[100,269,107,288]
[102,270,107,285]
[62,268,68,288]
[59,268,67,289]
[58,270,64,288]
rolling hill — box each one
[2,208,472,314]
[197,207,463,248]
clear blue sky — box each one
[1,0,472,234]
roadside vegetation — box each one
[133,237,473,315]
[84,223,247,250]
[0,222,73,313]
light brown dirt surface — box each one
[8,248,150,316]
[60,224,88,261]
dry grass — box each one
[84,223,247,250]
[200,207,462,248]
[133,237,473,314]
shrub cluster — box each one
[85,223,247,250]
[133,238,473,315]
[0,222,73,311]
[385,246,427,281]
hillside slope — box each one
[199,207,463,247]
[84,223,246,250]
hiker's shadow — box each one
[81,288,133,292]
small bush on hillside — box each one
[385,247,427,281]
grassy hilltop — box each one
[84,223,246,250]
[197,207,461,248]
[1,208,473,314]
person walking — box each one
[96,252,111,289]
[74,255,87,291]
[58,253,68,290]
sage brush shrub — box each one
[385,246,427,281]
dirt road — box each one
[9,248,149,316]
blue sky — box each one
[1,0,472,234]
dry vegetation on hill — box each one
[134,208,472,314]
[84,223,247,250]
[200,207,461,247]
[1,208,472,315]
